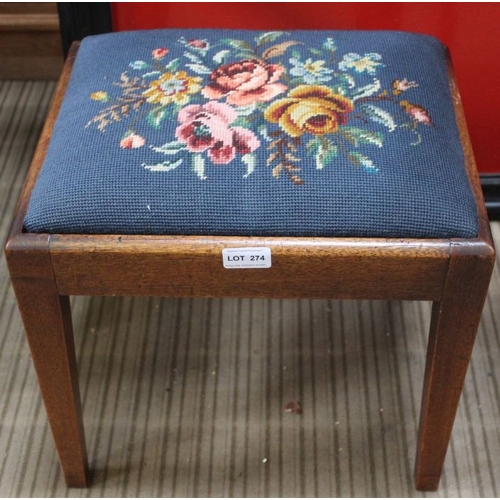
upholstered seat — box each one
[24,29,478,238]
[5,29,494,491]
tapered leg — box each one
[11,276,89,487]
[415,244,495,491]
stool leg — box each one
[11,277,89,487]
[415,247,494,491]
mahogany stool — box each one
[4,29,495,490]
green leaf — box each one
[213,50,231,64]
[257,125,272,142]
[308,48,323,56]
[340,127,383,148]
[359,104,397,132]
[236,50,257,60]
[186,63,212,75]
[151,140,185,155]
[143,158,183,172]
[347,152,379,172]
[352,79,381,101]
[315,139,338,169]
[165,58,180,72]
[147,108,171,129]
[334,73,356,93]
[306,137,321,154]
[142,71,162,78]
[232,117,250,128]
[221,38,253,51]
[242,153,256,178]
[192,154,207,180]
[236,102,257,117]
[289,77,306,88]
[184,52,203,64]
[255,31,290,47]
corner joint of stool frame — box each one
[4,233,54,280]
[449,238,496,260]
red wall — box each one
[112,3,500,174]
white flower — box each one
[289,57,333,84]
[339,53,383,75]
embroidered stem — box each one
[267,132,303,184]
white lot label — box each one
[222,247,272,269]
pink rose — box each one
[202,59,287,106]
[208,143,236,164]
[178,101,237,128]
[120,133,145,149]
[175,101,260,164]
[232,127,261,155]
[152,47,168,59]
[176,102,236,153]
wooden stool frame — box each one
[4,44,495,491]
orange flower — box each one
[264,85,353,137]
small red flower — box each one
[400,100,432,125]
[120,133,145,149]
[188,39,208,49]
[152,47,168,59]
[392,78,418,95]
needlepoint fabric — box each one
[24,29,478,238]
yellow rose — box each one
[264,85,353,137]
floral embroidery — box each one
[179,37,210,53]
[151,47,168,59]
[338,52,384,74]
[90,91,109,102]
[175,101,260,164]
[323,38,337,51]
[120,132,146,149]
[202,59,287,106]
[289,58,334,84]
[392,78,418,95]
[87,32,433,183]
[129,61,148,70]
[265,85,353,137]
[143,71,202,106]
[400,100,432,125]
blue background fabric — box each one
[24,29,478,238]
